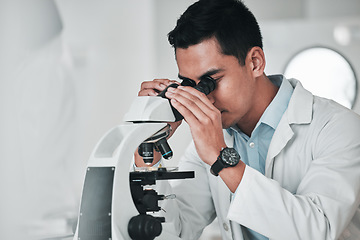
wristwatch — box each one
[210,147,240,176]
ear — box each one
[246,47,266,78]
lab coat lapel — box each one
[265,79,313,178]
[217,175,232,215]
[265,119,294,177]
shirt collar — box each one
[258,75,294,130]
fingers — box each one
[138,79,179,96]
[165,86,220,126]
[165,86,225,166]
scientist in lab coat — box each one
[135,0,360,239]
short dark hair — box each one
[168,0,263,65]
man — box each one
[135,0,360,239]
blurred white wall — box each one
[1,0,359,239]
[246,0,360,112]
[0,0,79,239]
[56,0,157,168]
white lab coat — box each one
[160,79,360,240]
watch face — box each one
[221,148,240,166]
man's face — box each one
[175,37,257,129]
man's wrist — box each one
[219,162,246,193]
[210,146,240,176]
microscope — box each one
[72,76,216,240]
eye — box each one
[211,75,222,83]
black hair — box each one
[168,0,263,65]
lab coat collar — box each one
[265,78,314,177]
[286,78,313,125]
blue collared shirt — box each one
[226,75,294,240]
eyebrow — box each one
[178,68,224,82]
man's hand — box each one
[138,79,178,96]
[135,79,182,167]
[165,86,226,166]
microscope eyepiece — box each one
[180,78,196,87]
[194,76,216,95]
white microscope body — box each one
[72,96,185,240]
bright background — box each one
[0,0,359,239]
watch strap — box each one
[210,156,225,176]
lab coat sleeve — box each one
[157,142,217,240]
[227,108,360,240]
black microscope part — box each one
[194,75,216,95]
[128,214,163,240]
[154,138,173,160]
[180,78,196,87]
[129,170,194,240]
[138,142,154,164]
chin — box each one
[221,114,232,129]
[221,121,232,129]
